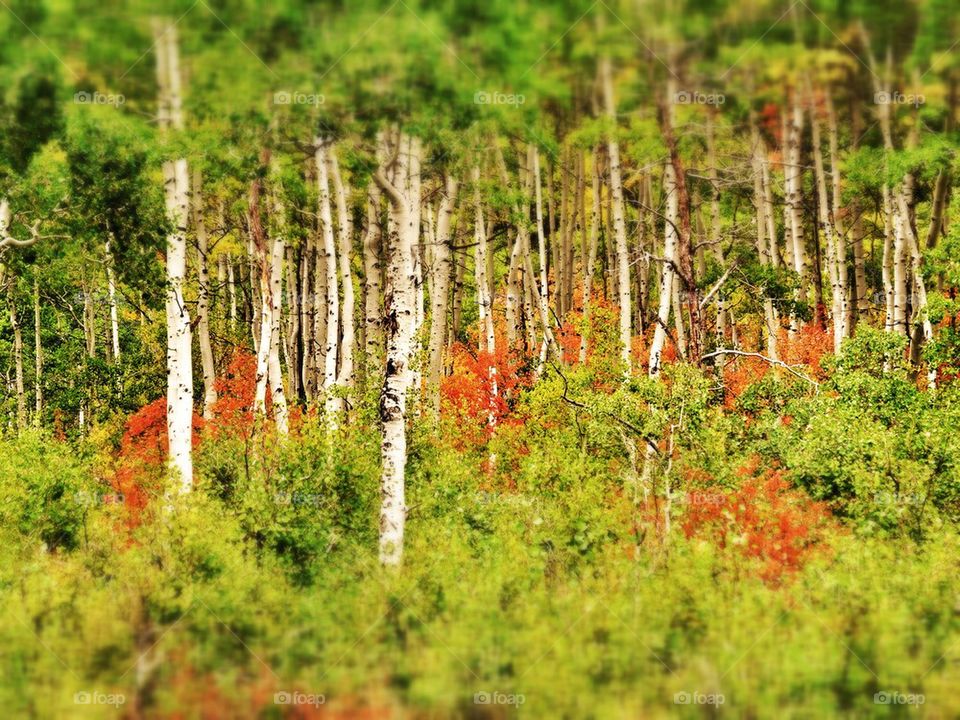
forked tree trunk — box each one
[373,129,421,566]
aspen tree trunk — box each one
[315,140,340,420]
[472,166,496,354]
[284,245,300,401]
[707,110,729,373]
[600,55,632,371]
[427,175,456,413]
[105,240,121,362]
[452,242,465,339]
[154,18,193,492]
[192,171,217,419]
[532,146,555,368]
[882,187,896,331]
[7,282,25,431]
[300,234,316,400]
[518,147,537,353]
[227,255,237,330]
[267,215,289,434]
[825,93,849,339]
[663,88,703,364]
[784,93,807,331]
[363,184,383,377]
[566,153,583,316]
[472,166,498,429]
[650,160,678,379]
[555,151,569,318]
[810,91,844,353]
[251,153,273,418]
[373,129,420,566]
[329,147,356,405]
[33,280,41,422]
[751,123,779,361]
[579,147,602,364]
[494,146,521,348]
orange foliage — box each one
[721,323,833,408]
[779,323,833,379]
[681,459,835,584]
[440,339,533,448]
[113,397,203,518]
[208,348,259,438]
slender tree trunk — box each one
[315,140,340,420]
[751,121,779,361]
[105,240,121,362]
[810,89,844,352]
[373,129,420,566]
[154,18,193,492]
[33,279,41,423]
[284,245,300,402]
[192,171,217,419]
[785,92,807,331]
[532,145,555,368]
[363,184,383,379]
[579,147,601,364]
[600,55,633,371]
[329,147,356,408]
[7,282,25,431]
[650,160,678,379]
[427,175,456,414]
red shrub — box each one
[440,340,532,448]
[113,397,203,519]
[681,460,835,584]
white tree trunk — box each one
[531,146,555,368]
[650,161,678,379]
[105,240,121,362]
[373,129,420,566]
[329,147,356,407]
[192,173,217,418]
[155,18,193,492]
[579,148,601,364]
[601,55,632,371]
[427,174,457,413]
[316,140,340,421]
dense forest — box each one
[1,0,960,717]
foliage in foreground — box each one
[2,328,960,718]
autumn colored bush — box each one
[681,459,836,584]
[440,339,533,448]
[113,396,203,517]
